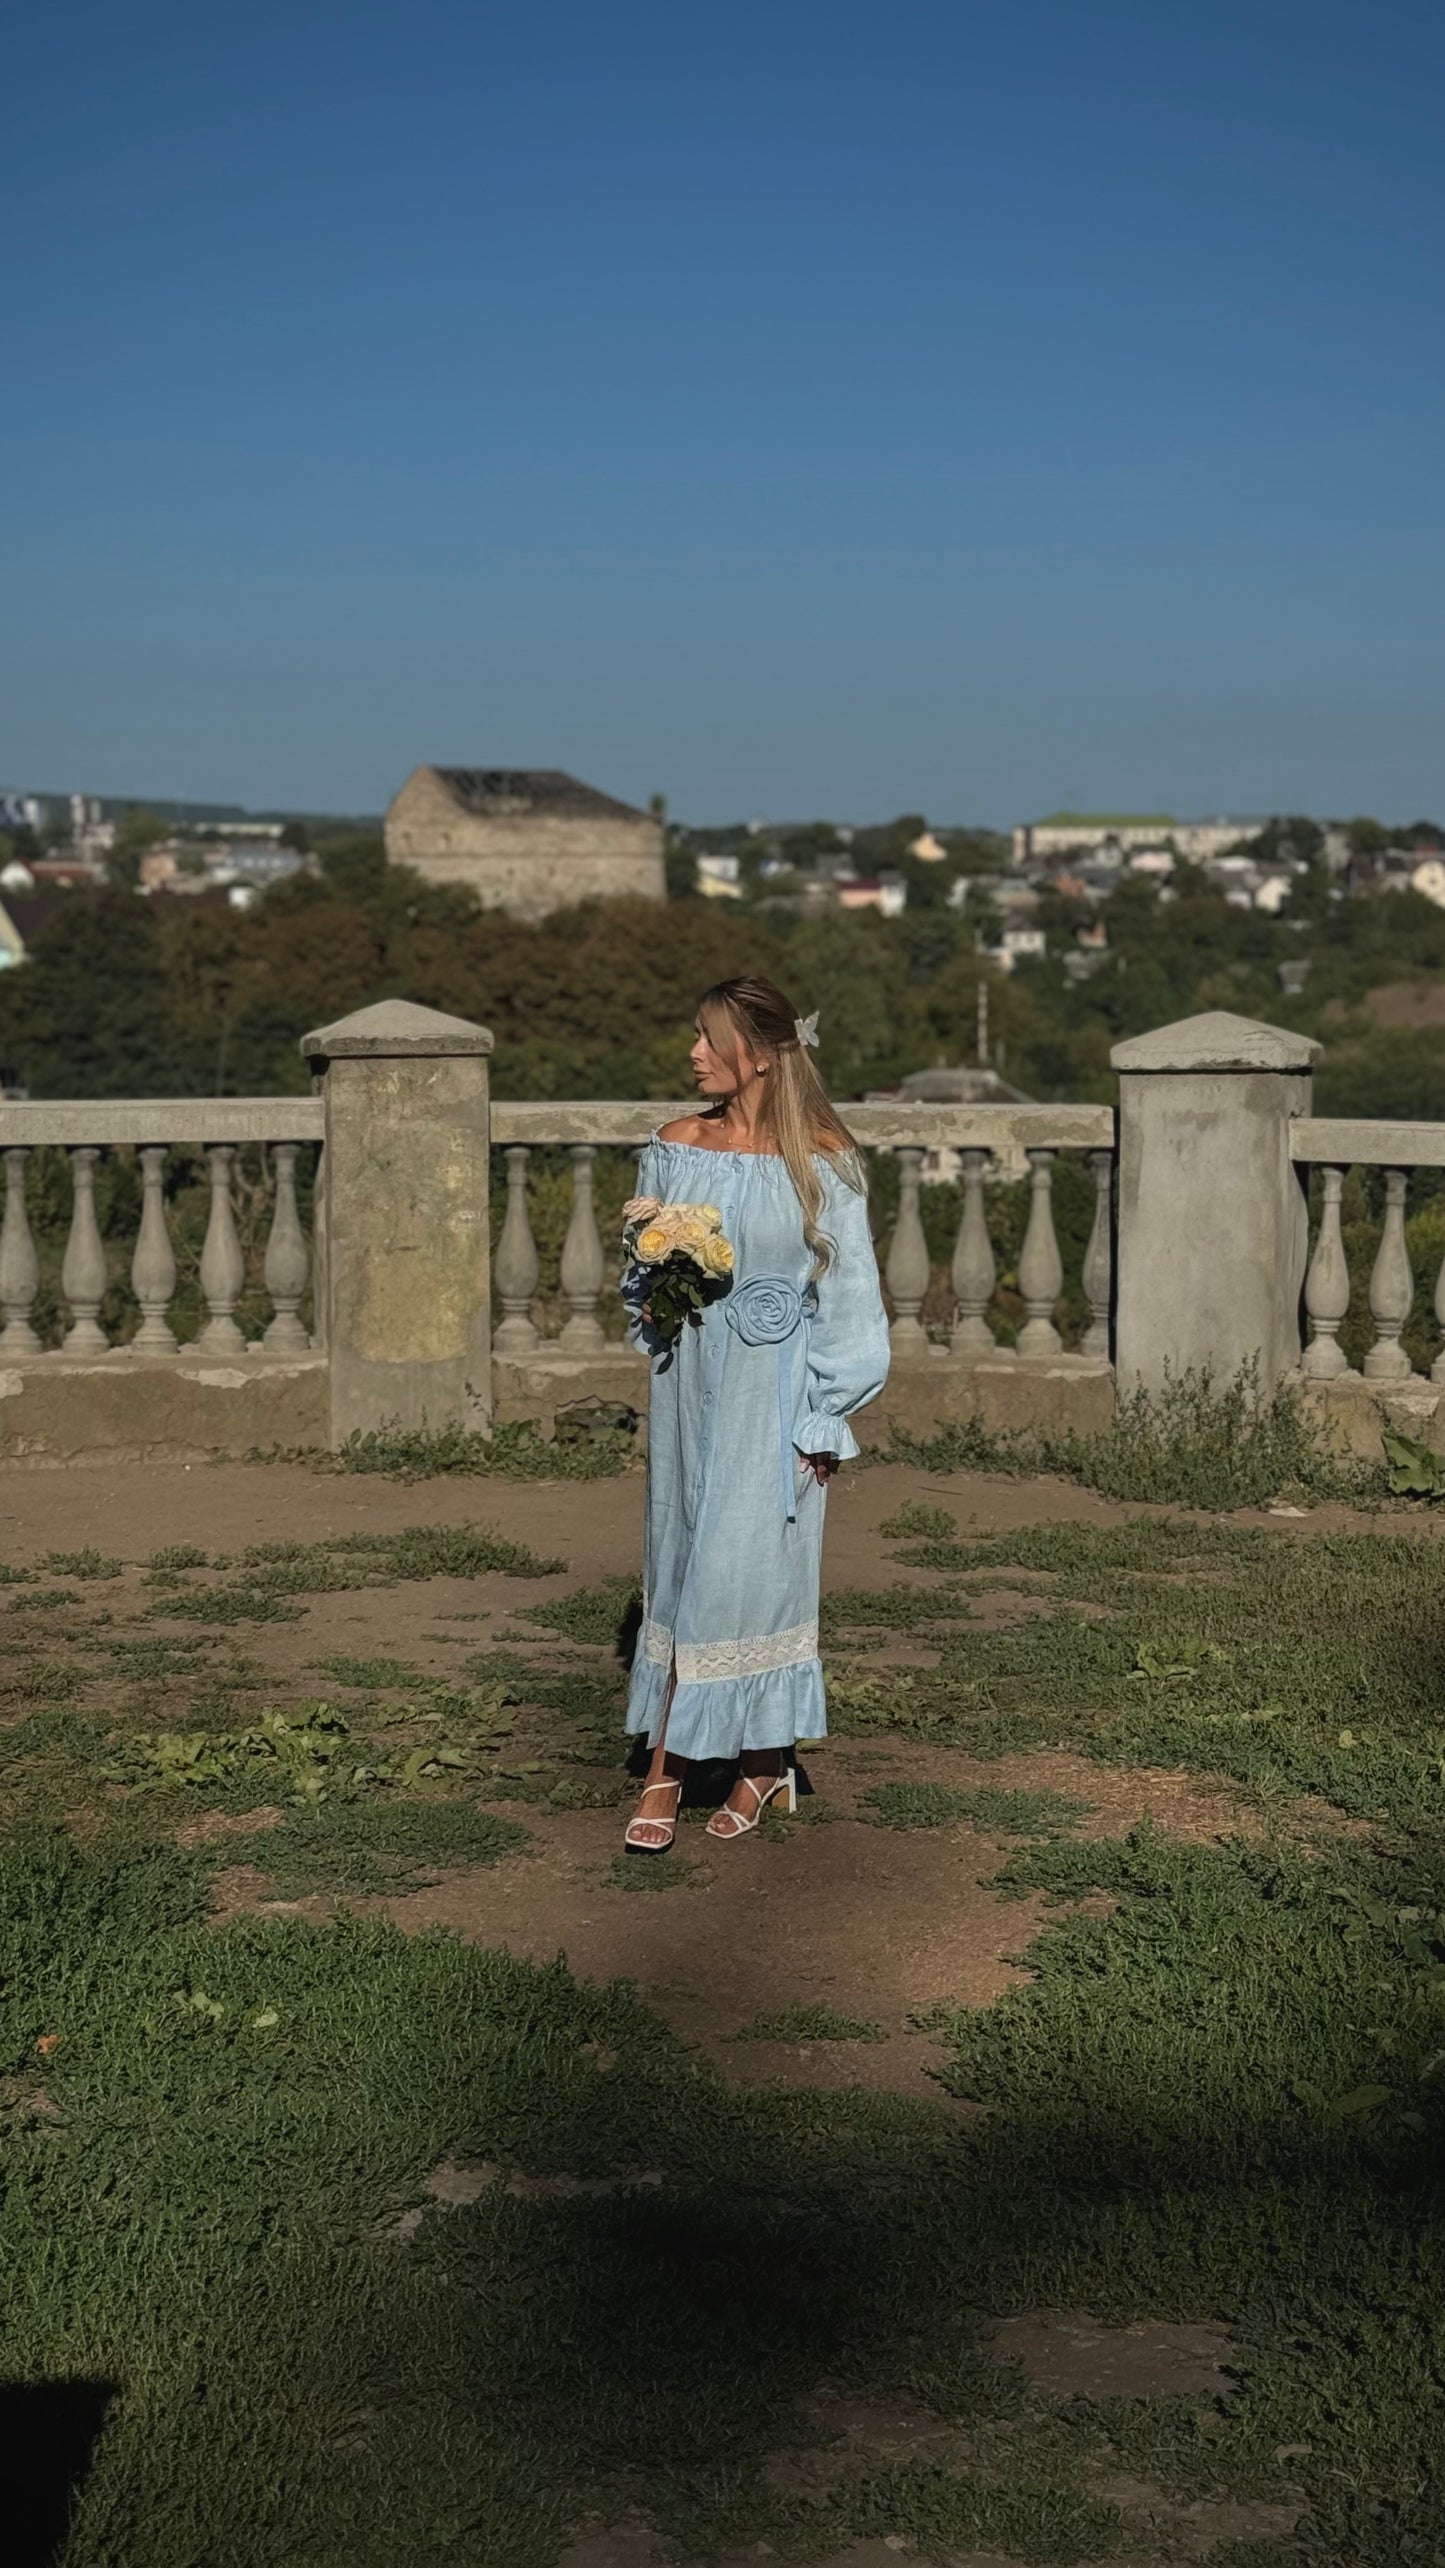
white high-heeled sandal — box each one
[705,1766,797,1840]
[624,1777,682,1854]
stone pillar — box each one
[300,999,494,1447]
[1111,1010,1320,1398]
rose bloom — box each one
[697,1204,723,1230]
[700,1233,735,1276]
[635,1225,670,1262]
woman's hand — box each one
[798,1451,838,1484]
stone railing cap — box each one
[1111,1009,1321,1074]
[301,999,494,1061]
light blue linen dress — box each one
[625,1137,891,1763]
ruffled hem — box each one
[625,1654,827,1761]
[796,1408,860,1463]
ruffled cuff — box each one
[796,1410,861,1463]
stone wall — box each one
[385,769,665,920]
[0,1355,327,1465]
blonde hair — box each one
[697,974,865,1274]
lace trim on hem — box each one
[641,1617,821,1683]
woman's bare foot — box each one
[706,1755,789,1840]
[624,1754,684,1853]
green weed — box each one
[879,1499,959,1539]
[891,1361,1379,1511]
[327,1418,637,1482]
[148,1524,564,1626]
[518,1576,641,1648]
[730,2003,886,2042]
[252,1798,531,1894]
[862,1781,1090,1836]
[315,1654,430,1690]
[603,1852,700,1892]
[44,1547,126,1580]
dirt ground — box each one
[7,1455,1338,2561]
[0,1453,1337,2115]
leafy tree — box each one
[0,823,44,872]
[106,808,168,891]
[279,820,311,853]
[663,841,698,900]
[0,894,198,1096]
[317,832,388,902]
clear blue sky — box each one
[4,0,1442,825]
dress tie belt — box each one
[723,1276,816,1522]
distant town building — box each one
[907,830,948,862]
[66,793,116,868]
[982,926,1048,974]
[1013,815,1265,867]
[835,872,907,918]
[696,851,743,900]
[385,769,665,920]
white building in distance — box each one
[1013,815,1266,867]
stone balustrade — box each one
[1293,1118,1445,1386]
[0,1099,323,1359]
[488,1100,1116,1364]
[10,998,1445,1466]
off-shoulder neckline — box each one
[650,1134,783,1161]
[650,1133,844,1167]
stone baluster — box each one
[950,1148,998,1356]
[61,1147,109,1351]
[1081,1148,1114,1358]
[198,1144,246,1352]
[493,1145,541,1352]
[131,1145,179,1352]
[1363,1168,1414,1379]
[1300,1165,1353,1378]
[0,1148,40,1352]
[1432,1235,1445,1387]
[262,1143,311,1348]
[558,1144,605,1348]
[885,1146,930,1355]
[1016,1148,1064,1358]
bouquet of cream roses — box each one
[622,1195,735,1354]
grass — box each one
[827,1510,1445,1824]
[3,1798,1443,2564]
[6,1486,1445,2561]
[862,1780,1091,1836]
[314,1653,431,1690]
[278,1418,639,1481]
[602,1851,700,1893]
[517,1575,640,1649]
[730,2002,887,2042]
[251,1797,532,1894]
[888,1361,1381,1511]
[145,1522,565,1623]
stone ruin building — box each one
[383,766,665,919]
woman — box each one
[624,974,890,1851]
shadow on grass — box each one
[2,2380,115,2568]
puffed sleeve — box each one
[797,1163,891,1460]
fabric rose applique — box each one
[622,1196,735,1355]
